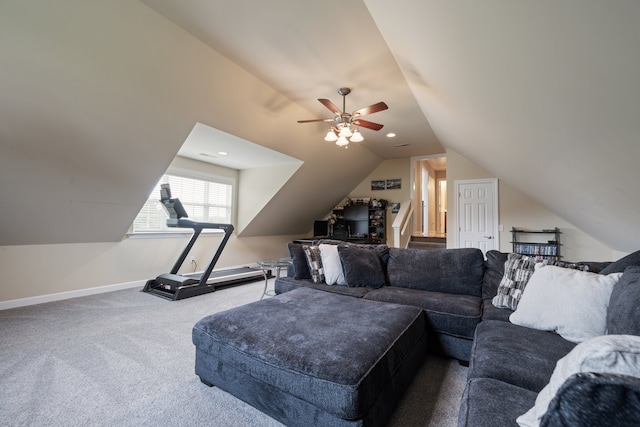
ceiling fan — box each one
[297,87,388,147]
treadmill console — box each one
[160,184,188,221]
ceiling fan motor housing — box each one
[338,113,352,125]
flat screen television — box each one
[346,220,368,237]
[313,220,329,237]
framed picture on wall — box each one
[371,180,385,191]
[386,178,401,190]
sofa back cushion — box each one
[600,249,640,274]
[338,244,388,288]
[607,266,640,335]
[387,247,484,296]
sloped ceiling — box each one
[0,1,385,245]
[2,0,639,252]
[140,0,640,252]
[364,0,640,252]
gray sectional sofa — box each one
[275,240,640,426]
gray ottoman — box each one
[192,287,428,427]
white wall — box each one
[446,148,616,262]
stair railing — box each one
[391,199,413,248]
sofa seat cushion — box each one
[481,299,513,322]
[468,320,576,392]
[387,247,484,297]
[274,276,371,298]
[192,287,427,422]
[364,287,482,339]
[458,377,537,427]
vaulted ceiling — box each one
[141,0,640,253]
[1,1,639,252]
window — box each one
[132,173,233,233]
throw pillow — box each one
[319,244,346,286]
[302,245,324,284]
[492,253,538,310]
[509,265,622,343]
[483,250,509,300]
[539,258,591,272]
[516,334,640,427]
[540,372,640,427]
[337,244,386,288]
[607,266,640,335]
[288,242,311,279]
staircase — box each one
[408,235,447,250]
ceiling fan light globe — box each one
[336,135,349,147]
[324,130,338,142]
[339,126,352,138]
[350,130,364,142]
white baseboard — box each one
[0,280,145,311]
[0,263,267,311]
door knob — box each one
[484,236,494,239]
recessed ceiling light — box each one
[386,133,396,138]
[217,151,228,156]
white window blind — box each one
[132,174,233,233]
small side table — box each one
[257,258,291,299]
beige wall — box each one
[446,148,615,261]
[0,149,621,306]
[0,155,305,306]
[346,158,412,245]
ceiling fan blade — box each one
[353,119,384,131]
[318,98,342,114]
[352,102,388,117]
[297,118,334,123]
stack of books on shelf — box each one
[515,243,557,256]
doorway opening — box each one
[412,155,447,239]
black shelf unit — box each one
[319,203,386,244]
[511,227,561,259]
[368,208,386,241]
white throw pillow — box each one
[509,265,622,343]
[319,244,346,286]
[517,334,640,427]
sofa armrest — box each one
[541,372,640,427]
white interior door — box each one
[455,179,498,254]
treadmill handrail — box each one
[168,218,234,233]
[166,219,235,286]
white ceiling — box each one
[140,0,444,161]
[178,122,302,170]
[141,0,640,252]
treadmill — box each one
[142,184,263,301]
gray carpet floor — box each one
[0,280,467,426]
